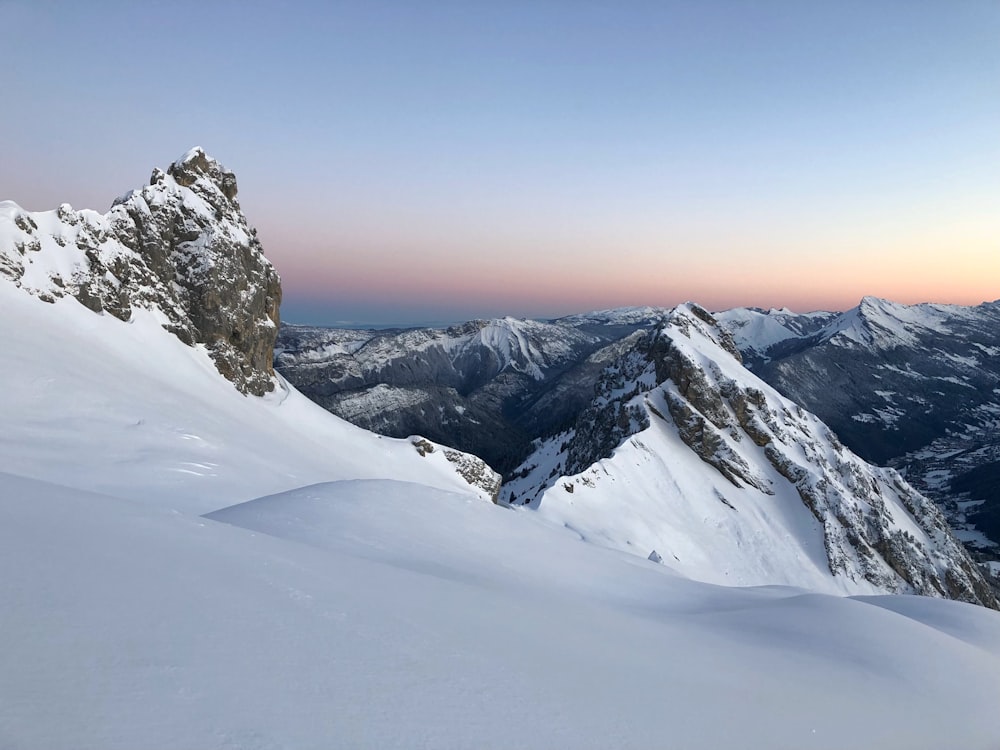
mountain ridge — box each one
[502,303,996,605]
[716,297,1000,559]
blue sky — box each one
[2,0,998,324]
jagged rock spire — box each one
[0,148,282,395]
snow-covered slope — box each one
[714,305,837,364]
[741,297,1000,557]
[8,287,999,749]
[279,315,601,386]
[0,258,498,512]
[818,296,980,351]
[8,471,1000,749]
[505,304,996,606]
[4,156,1000,748]
[554,304,670,329]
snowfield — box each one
[3,284,1000,748]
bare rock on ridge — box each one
[0,147,282,395]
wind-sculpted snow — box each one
[505,304,997,607]
[0,147,281,394]
[6,472,1000,749]
[0,284,497,511]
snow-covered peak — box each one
[715,305,838,363]
[504,302,996,606]
[820,296,969,351]
[281,315,603,389]
[162,144,240,203]
[665,302,743,362]
[1,148,281,395]
[460,316,597,380]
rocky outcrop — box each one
[658,306,995,606]
[411,438,502,502]
[0,147,281,395]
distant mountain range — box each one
[277,297,1000,572]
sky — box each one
[1,0,998,325]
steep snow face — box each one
[0,147,281,394]
[505,304,996,606]
[0,283,498,512]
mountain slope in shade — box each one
[504,304,996,606]
[719,297,1000,557]
[276,317,618,472]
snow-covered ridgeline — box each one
[506,304,996,606]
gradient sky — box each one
[2,0,998,325]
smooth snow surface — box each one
[3,279,1000,749]
[5,473,1000,750]
[0,288,487,512]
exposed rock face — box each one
[503,304,997,608]
[0,147,281,395]
[411,438,502,502]
[718,298,1000,559]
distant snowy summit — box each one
[0,147,281,395]
[715,296,1000,365]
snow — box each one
[954,528,999,548]
[3,278,1000,748]
[5,470,1000,749]
[714,306,838,360]
[505,304,985,599]
[0,287,487,511]
[556,305,669,326]
[819,296,977,352]
[715,306,803,353]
